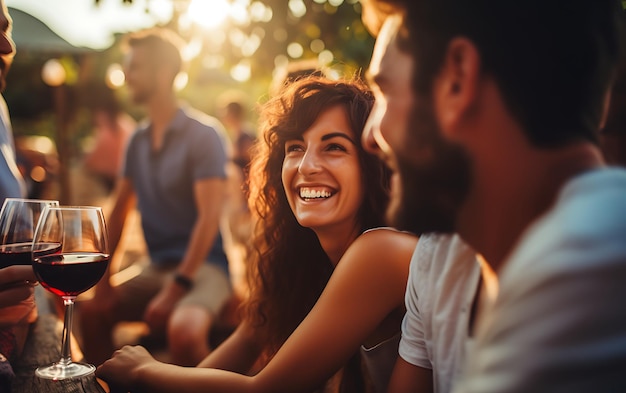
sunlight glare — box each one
[230,2,251,25]
[148,0,174,19]
[188,0,231,29]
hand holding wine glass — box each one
[0,265,37,308]
[32,205,109,380]
[0,198,59,327]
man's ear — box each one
[433,37,481,134]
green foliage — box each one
[94,0,375,84]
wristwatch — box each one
[173,273,193,291]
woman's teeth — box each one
[300,188,332,199]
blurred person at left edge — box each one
[0,1,40,390]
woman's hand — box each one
[96,345,157,389]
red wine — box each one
[0,242,62,269]
[33,253,109,297]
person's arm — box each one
[387,358,433,393]
[96,177,136,295]
[174,177,226,280]
[387,234,435,393]
[97,229,417,393]
[197,320,264,374]
[143,177,226,329]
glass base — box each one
[35,361,95,380]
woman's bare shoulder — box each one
[328,228,417,305]
[339,228,418,271]
[357,227,418,250]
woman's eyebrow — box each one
[321,132,356,145]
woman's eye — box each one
[327,143,347,152]
[285,143,304,153]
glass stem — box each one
[60,297,75,366]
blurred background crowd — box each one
[5,0,372,206]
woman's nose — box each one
[297,149,322,175]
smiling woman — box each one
[96,76,419,393]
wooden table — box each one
[10,287,107,393]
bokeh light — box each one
[188,0,231,29]
[287,42,304,59]
[310,39,325,53]
[288,0,307,18]
[250,1,273,22]
[231,60,252,82]
[174,72,189,91]
[318,50,334,65]
[106,63,125,89]
[41,59,66,87]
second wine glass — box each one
[0,198,59,327]
[32,205,109,380]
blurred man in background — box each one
[80,27,232,367]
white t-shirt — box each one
[454,168,626,393]
[399,234,481,393]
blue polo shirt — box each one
[123,106,229,274]
[0,96,25,202]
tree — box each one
[95,0,374,89]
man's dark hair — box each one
[123,27,184,80]
[372,0,624,148]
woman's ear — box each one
[433,37,482,135]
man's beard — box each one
[130,83,156,105]
[131,89,150,105]
[386,101,473,235]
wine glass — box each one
[32,205,109,380]
[0,198,59,326]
